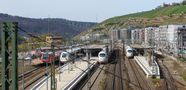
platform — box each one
[31,60,97,90]
[134,56,160,78]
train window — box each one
[62,53,67,57]
[99,53,105,57]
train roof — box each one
[125,46,133,50]
[40,46,63,50]
[99,50,106,54]
[42,52,53,54]
[64,47,81,53]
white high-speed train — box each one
[98,51,108,63]
[125,46,134,58]
[60,47,81,63]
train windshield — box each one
[62,53,67,57]
[99,53,105,57]
[43,54,49,59]
[127,50,133,53]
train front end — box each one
[98,51,108,64]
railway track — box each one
[0,67,38,87]
[119,44,154,90]
[158,60,177,90]
[119,45,143,90]
[127,58,152,90]
[18,64,60,90]
[0,62,60,89]
[127,58,143,90]
[111,48,124,90]
[98,48,125,90]
[121,50,131,90]
[89,65,104,89]
[18,67,47,89]
[112,63,117,90]
[114,49,124,90]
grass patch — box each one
[105,5,186,23]
[76,5,186,39]
[181,70,186,81]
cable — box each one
[18,27,79,61]
[18,27,147,89]
[18,27,46,43]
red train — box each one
[40,50,63,63]
[31,47,63,63]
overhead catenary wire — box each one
[18,27,74,52]
[18,27,149,89]
[18,26,84,64]
[18,27,59,90]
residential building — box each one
[131,29,138,44]
[80,33,109,43]
[111,29,120,42]
[131,28,145,44]
[130,25,186,56]
[110,28,131,44]
[154,27,160,48]
[156,25,186,55]
[144,27,157,46]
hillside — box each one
[0,13,97,38]
[104,5,186,24]
[75,5,186,39]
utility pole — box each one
[45,52,49,90]
[51,42,56,90]
[122,40,124,57]
[86,43,91,90]
[1,22,18,90]
[46,61,49,90]
[46,16,50,90]
[22,57,25,90]
[181,32,183,58]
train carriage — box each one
[60,47,81,63]
[40,51,61,63]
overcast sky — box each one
[0,0,183,22]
